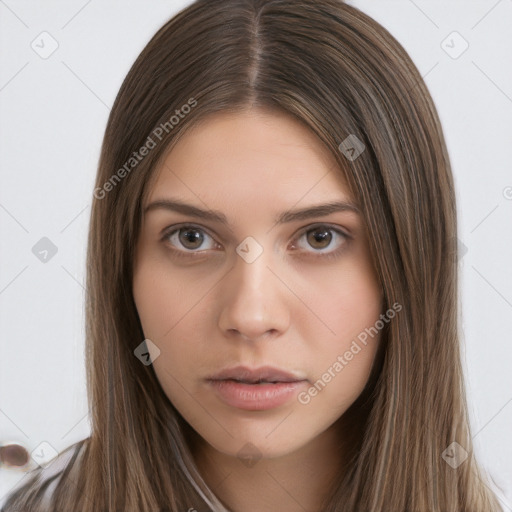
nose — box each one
[217,242,290,342]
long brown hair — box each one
[3,0,503,510]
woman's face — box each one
[133,108,383,461]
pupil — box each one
[308,228,331,249]
[179,228,203,249]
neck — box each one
[189,416,355,512]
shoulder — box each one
[1,439,87,512]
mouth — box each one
[205,365,309,411]
[221,378,293,384]
[206,365,307,384]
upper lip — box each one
[207,365,307,384]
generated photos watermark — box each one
[298,301,402,405]
[93,98,198,200]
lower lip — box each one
[207,379,308,411]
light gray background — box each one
[1,0,511,507]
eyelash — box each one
[160,223,350,262]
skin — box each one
[133,108,384,512]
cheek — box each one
[151,343,195,395]
[133,271,166,341]
[301,264,382,403]
[311,265,382,338]
[132,259,205,373]
[301,324,382,415]
[133,259,199,342]
[300,348,379,424]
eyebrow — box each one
[144,198,360,225]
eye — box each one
[290,224,349,259]
[160,223,350,261]
[161,225,219,254]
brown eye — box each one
[162,225,218,254]
[306,227,333,249]
[291,224,349,259]
[178,228,205,250]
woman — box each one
[2,0,503,510]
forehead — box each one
[146,109,353,208]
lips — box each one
[206,365,307,384]
[205,366,309,411]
